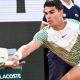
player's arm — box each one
[13,40,42,60]
[6,40,42,67]
[9,29,47,67]
[40,21,48,29]
[40,16,48,29]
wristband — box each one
[14,50,22,60]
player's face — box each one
[44,6,63,27]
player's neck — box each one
[53,20,67,31]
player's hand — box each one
[5,55,19,67]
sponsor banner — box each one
[0,68,22,80]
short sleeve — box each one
[33,29,48,44]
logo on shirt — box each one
[75,13,79,18]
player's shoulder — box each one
[66,18,80,24]
[42,25,51,30]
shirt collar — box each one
[60,0,74,9]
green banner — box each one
[0,67,23,80]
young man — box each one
[10,0,80,80]
[40,0,80,29]
[40,0,80,79]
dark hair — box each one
[72,0,74,3]
[44,0,63,10]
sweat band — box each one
[14,50,22,60]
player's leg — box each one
[48,51,72,80]
[61,65,80,80]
